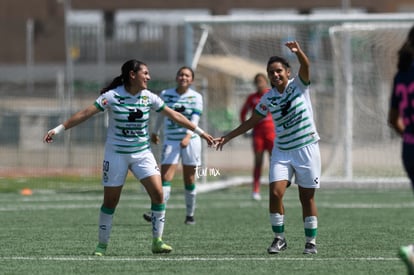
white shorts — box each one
[269,142,321,189]
[102,146,160,187]
[161,137,201,166]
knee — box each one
[151,190,164,204]
[269,189,283,200]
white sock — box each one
[98,206,115,244]
[304,216,318,244]
[163,185,171,204]
[185,184,196,217]
[151,207,166,239]
[269,213,285,240]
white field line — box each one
[0,256,400,262]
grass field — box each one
[0,176,413,275]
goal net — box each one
[185,14,414,182]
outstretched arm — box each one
[161,106,214,146]
[285,41,310,84]
[43,104,101,143]
[215,111,264,151]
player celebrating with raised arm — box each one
[43,59,214,256]
[215,41,321,254]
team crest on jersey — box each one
[141,96,149,105]
[286,85,296,95]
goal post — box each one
[184,13,414,183]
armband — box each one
[194,126,204,136]
[50,124,65,135]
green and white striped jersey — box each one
[255,77,319,151]
[160,88,203,141]
[94,85,165,154]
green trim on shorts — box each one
[151,203,166,212]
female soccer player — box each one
[43,59,214,256]
[143,66,203,224]
[388,25,414,274]
[240,73,275,200]
[215,41,321,254]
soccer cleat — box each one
[267,237,287,254]
[94,243,107,256]
[252,192,261,201]
[185,216,195,225]
[303,242,317,254]
[152,238,172,254]
[143,212,152,223]
[399,245,414,275]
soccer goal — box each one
[184,13,414,183]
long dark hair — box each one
[100,59,147,94]
[397,26,414,71]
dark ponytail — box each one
[100,59,147,94]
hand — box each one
[285,41,300,53]
[213,136,228,151]
[43,130,56,143]
[200,132,215,147]
[180,135,191,148]
[43,124,65,143]
[151,133,160,144]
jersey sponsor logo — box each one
[283,114,302,129]
[127,108,143,122]
[122,128,143,137]
[281,100,291,116]
[173,104,186,113]
[268,96,279,106]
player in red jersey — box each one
[240,73,275,200]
